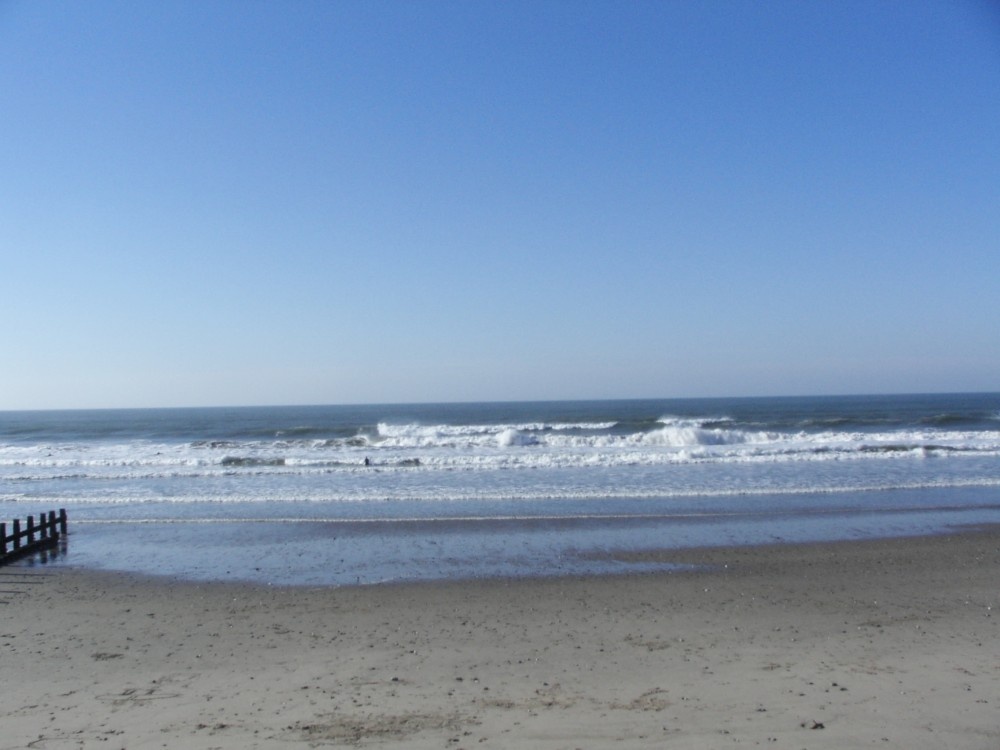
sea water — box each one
[2,393,999,584]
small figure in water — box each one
[363,456,370,467]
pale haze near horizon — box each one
[2,0,998,411]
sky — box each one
[2,0,999,410]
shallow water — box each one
[10,486,999,585]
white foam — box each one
[17,475,1000,506]
[496,428,539,447]
[657,414,733,428]
[3,423,1000,486]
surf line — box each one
[64,503,1000,527]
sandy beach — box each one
[2,529,998,750]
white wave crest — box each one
[657,415,733,428]
[640,425,775,447]
[496,429,539,447]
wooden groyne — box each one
[0,509,67,566]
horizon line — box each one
[1,390,997,414]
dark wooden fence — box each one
[0,509,67,565]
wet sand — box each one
[2,529,998,749]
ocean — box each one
[3,393,1000,585]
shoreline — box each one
[21,485,1000,587]
[3,529,998,749]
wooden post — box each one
[0,510,67,563]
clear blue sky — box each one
[2,0,998,409]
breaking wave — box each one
[3,395,999,508]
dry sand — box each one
[2,529,998,749]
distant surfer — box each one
[363,456,370,467]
